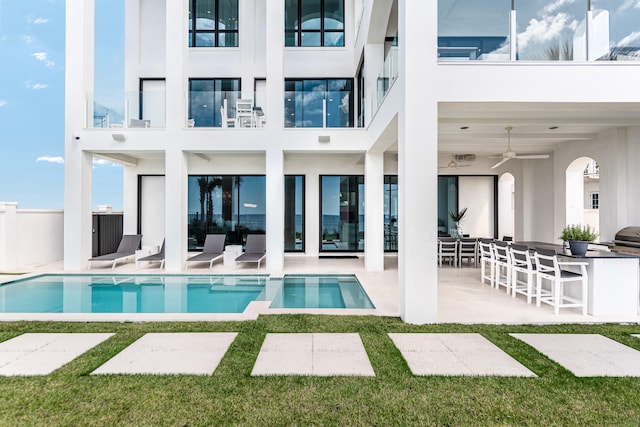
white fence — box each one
[0,202,64,271]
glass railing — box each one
[187,90,266,128]
[438,0,640,62]
[374,46,398,111]
[284,85,354,128]
[86,91,166,129]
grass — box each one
[1,316,640,425]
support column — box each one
[164,148,188,272]
[365,152,384,271]
[398,0,438,323]
[165,0,188,130]
[266,148,285,273]
[64,0,94,270]
[305,174,320,257]
[265,0,284,130]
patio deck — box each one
[1,255,638,324]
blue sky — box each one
[0,0,124,210]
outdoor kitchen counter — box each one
[517,241,640,316]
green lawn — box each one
[1,316,640,426]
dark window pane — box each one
[218,32,238,47]
[285,31,297,47]
[218,0,238,30]
[195,0,215,30]
[320,176,364,252]
[284,175,304,252]
[300,0,321,29]
[196,32,216,47]
[324,0,344,29]
[284,0,299,30]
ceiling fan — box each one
[439,153,472,170]
[490,127,550,169]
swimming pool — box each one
[0,274,374,314]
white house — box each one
[64,0,640,323]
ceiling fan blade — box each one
[487,155,503,159]
[491,158,510,169]
[514,154,550,159]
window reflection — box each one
[320,176,364,252]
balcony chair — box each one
[458,238,478,267]
[235,99,254,128]
[478,238,495,286]
[129,119,150,128]
[492,240,511,293]
[437,237,458,267]
[510,244,536,304]
[186,234,226,270]
[220,106,235,128]
[534,248,588,315]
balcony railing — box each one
[374,45,398,111]
[438,0,640,62]
[87,91,166,129]
[188,90,266,129]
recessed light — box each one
[460,126,469,130]
[549,126,559,130]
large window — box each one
[320,176,364,252]
[284,79,353,128]
[188,175,265,249]
[285,0,345,47]
[189,0,239,47]
[189,79,240,127]
[438,176,458,236]
[384,175,398,252]
[285,176,305,252]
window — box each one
[188,0,238,47]
[320,176,364,252]
[384,176,398,252]
[188,78,240,127]
[285,176,305,252]
[285,0,344,47]
[591,192,599,210]
[284,79,353,128]
[188,176,266,249]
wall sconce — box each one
[318,135,330,143]
[112,133,127,142]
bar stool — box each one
[492,240,511,293]
[478,238,495,286]
[510,244,536,304]
[534,248,588,315]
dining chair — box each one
[458,238,478,267]
[510,244,536,304]
[478,238,495,287]
[534,248,588,315]
[235,98,254,128]
[492,240,511,293]
[438,237,458,267]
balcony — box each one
[438,0,640,62]
[188,90,266,129]
[87,91,166,129]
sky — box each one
[0,0,124,210]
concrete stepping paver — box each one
[389,333,536,377]
[92,332,237,375]
[0,333,114,376]
[251,333,375,376]
[511,333,640,377]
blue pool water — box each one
[0,274,374,313]
[269,275,375,309]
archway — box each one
[566,157,599,240]
[498,173,515,240]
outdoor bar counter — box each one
[517,241,640,316]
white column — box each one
[164,148,188,272]
[266,148,285,273]
[365,152,384,271]
[122,166,139,235]
[397,0,438,323]
[165,0,188,130]
[64,0,94,270]
[265,0,284,130]
[305,174,320,256]
[0,202,18,271]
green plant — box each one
[448,207,468,223]
[559,224,599,242]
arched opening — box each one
[566,157,600,240]
[498,173,515,240]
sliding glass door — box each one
[320,176,364,252]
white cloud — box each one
[25,81,48,90]
[0,100,7,107]
[31,51,55,67]
[617,31,640,47]
[33,18,49,25]
[617,0,640,12]
[36,156,64,164]
[92,158,119,167]
[542,0,578,15]
[517,13,578,52]
[21,35,35,45]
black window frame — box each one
[319,175,365,253]
[188,78,241,127]
[285,0,345,47]
[284,175,306,253]
[284,78,354,128]
[189,0,239,48]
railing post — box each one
[322,98,327,128]
[509,2,517,61]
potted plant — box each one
[559,224,599,256]
[448,207,468,238]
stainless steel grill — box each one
[610,227,640,255]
